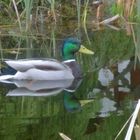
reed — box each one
[47,0,56,22]
[82,0,91,44]
[0,38,4,61]
[51,0,56,22]
[116,0,124,15]
[15,38,22,60]
[23,0,33,32]
[76,0,81,38]
[50,24,56,57]
[12,0,22,31]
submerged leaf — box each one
[59,132,71,140]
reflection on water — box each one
[1,78,84,114]
[0,58,139,139]
[5,79,74,96]
[0,28,138,139]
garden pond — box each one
[0,19,140,140]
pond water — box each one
[0,23,139,140]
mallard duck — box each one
[0,38,94,81]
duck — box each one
[0,38,94,81]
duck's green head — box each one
[62,38,94,60]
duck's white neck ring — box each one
[63,59,76,63]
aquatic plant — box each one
[49,0,56,22]
[76,0,81,38]
[23,0,33,31]
[82,0,91,44]
[12,0,22,31]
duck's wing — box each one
[5,59,68,72]
[11,79,73,90]
[6,87,63,97]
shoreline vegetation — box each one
[0,0,138,34]
[0,0,139,65]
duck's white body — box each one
[0,59,74,81]
[13,68,74,80]
[0,38,94,81]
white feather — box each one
[13,68,74,80]
[2,59,75,80]
[6,59,67,71]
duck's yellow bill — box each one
[80,99,94,107]
[79,45,94,55]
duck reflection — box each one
[63,91,94,112]
[6,79,73,96]
[3,78,82,96]
[63,91,81,112]
[0,78,83,112]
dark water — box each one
[0,27,139,140]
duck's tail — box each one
[0,75,14,82]
[0,65,17,75]
[0,64,16,82]
[0,62,17,81]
